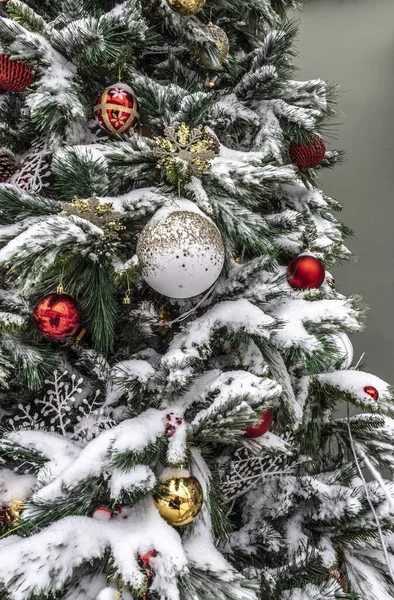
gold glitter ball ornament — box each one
[137,202,225,299]
[166,0,206,16]
[197,23,229,70]
[153,469,203,526]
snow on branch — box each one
[0,500,187,600]
[318,370,394,416]
[0,18,85,134]
[1,429,81,481]
[163,300,276,377]
[269,297,361,354]
[98,187,169,217]
[0,214,103,289]
[0,468,35,505]
[215,256,283,304]
[267,98,320,129]
[31,409,165,503]
[190,370,282,443]
[210,145,295,197]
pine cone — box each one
[0,148,16,182]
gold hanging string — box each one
[118,57,122,82]
[76,328,87,344]
[123,274,131,305]
[57,264,65,294]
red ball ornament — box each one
[33,293,81,340]
[364,385,379,401]
[0,54,35,93]
[287,254,325,290]
[92,507,112,521]
[244,408,273,438]
[289,136,326,170]
[94,83,140,134]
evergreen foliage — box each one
[0,1,392,600]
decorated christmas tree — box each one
[0,0,393,599]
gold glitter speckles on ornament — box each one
[61,196,126,238]
[153,123,220,181]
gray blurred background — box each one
[294,0,394,382]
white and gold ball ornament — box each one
[137,201,225,299]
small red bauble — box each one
[289,136,326,170]
[33,293,81,340]
[364,385,379,401]
[94,83,140,134]
[0,54,35,93]
[287,254,325,290]
[245,408,273,438]
[92,507,112,521]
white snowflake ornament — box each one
[137,200,225,298]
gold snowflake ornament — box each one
[61,196,125,238]
[153,123,220,181]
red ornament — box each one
[94,83,140,134]
[33,293,81,340]
[289,136,326,170]
[245,408,273,438]
[92,507,112,521]
[0,54,35,93]
[364,385,379,401]
[287,254,325,290]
